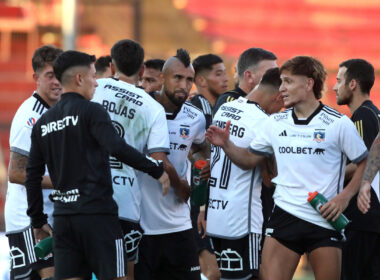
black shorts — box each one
[209,233,262,279]
[7,227,54,280]
[119,219,143,261]
[135,229,201,280]
[266,206,343,255]
[54,214,126,279]
[341,229,380,280]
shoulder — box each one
[182,102,206,122]
[353,103,380,123]
[321,105,344,119]
[271,108,292,122]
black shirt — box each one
[26,92,164,228]
[345,100,380,232]
[212,87,247,117]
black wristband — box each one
[149,160,164,179]
[31,213,48,229]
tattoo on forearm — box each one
[363,136,380,182]
[10,152,28,174]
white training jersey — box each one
[139,102,206,235]
[207,97,264,239]
[92,78,170,222]
[249,103,368,230]
[5,93,54,234]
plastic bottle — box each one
[191,160,208,206]
[307,191,350,232]
[34,236,53,258]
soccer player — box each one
[141,59,165,93]
[207,68,283,279]
[212,47,277,115]
[207,56,368,280]
[92,39,173,280]
[135,49,207,280]
[188,53,228,280]
[212,47,278,237]
[190,54,228,128]
[334,58,380,280]
[95,55,112,79]
[25,50,169,280]
[4,45,62,280]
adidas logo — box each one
[279,130,287,136]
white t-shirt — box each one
[207,97,265,238]
[249,103,368,230]
[92,78,170,222]
[139,102,206,235]
[5,93,54,233]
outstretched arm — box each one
[206,120,264,170]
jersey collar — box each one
[165,104,182,120]
[33,92,50,109]
[292,102,323,125]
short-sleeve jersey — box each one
[139,102,206,234]
[249,103,368,230]
[92,78,170,222]
[207,97,264,239]
[189,94,213,129]
[346,100,380,232]
[5,92,54,233]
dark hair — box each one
[144,59,165,71]
[111,39,144,76]
[53,50,96,83]
[95,55,112,75]
[175,48,191,67]
[339,59,375,94]
[260,68,281,88]
[237,48,277,77]
[280,56,326,99]
[193,54,223,77]
[32,45,63,72]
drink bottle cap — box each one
[307,191,319,202]
[194,159,208,170]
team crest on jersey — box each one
[313,130,325,143]
[26,117,36,128]
[179,127,190,138]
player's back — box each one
[92,78,169,222]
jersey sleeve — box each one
[26,124,47,228]
[147,106,170,154]
[10,118,33,156]
[193,113,206,145]
[338,116,368,163]
[87,102,164,179]
[248,117,274,157]
[352,106,380,150]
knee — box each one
[205,267,221,280]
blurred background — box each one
[1,0,380,278]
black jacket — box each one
[26,92,164,227]
[212,87,247,117]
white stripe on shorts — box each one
[249,233,261,270]
[23,228,36,264]
[115,239,125,278]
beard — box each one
[165,89,188,106]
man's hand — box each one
[33,223,53,244]
[175,179,191,202]
[200,160,210,180]
[320,192,350,221]
[197,208,207,238]
[358,180,371,214]
[206,121,231,147]
[158,171,170,196]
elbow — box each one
[8,170,25,185]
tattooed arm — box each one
[8,151,53,189]
[358,133,380,213]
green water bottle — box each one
[191,160,208,206]
[307,191,350,232]
[34,236,53,258]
